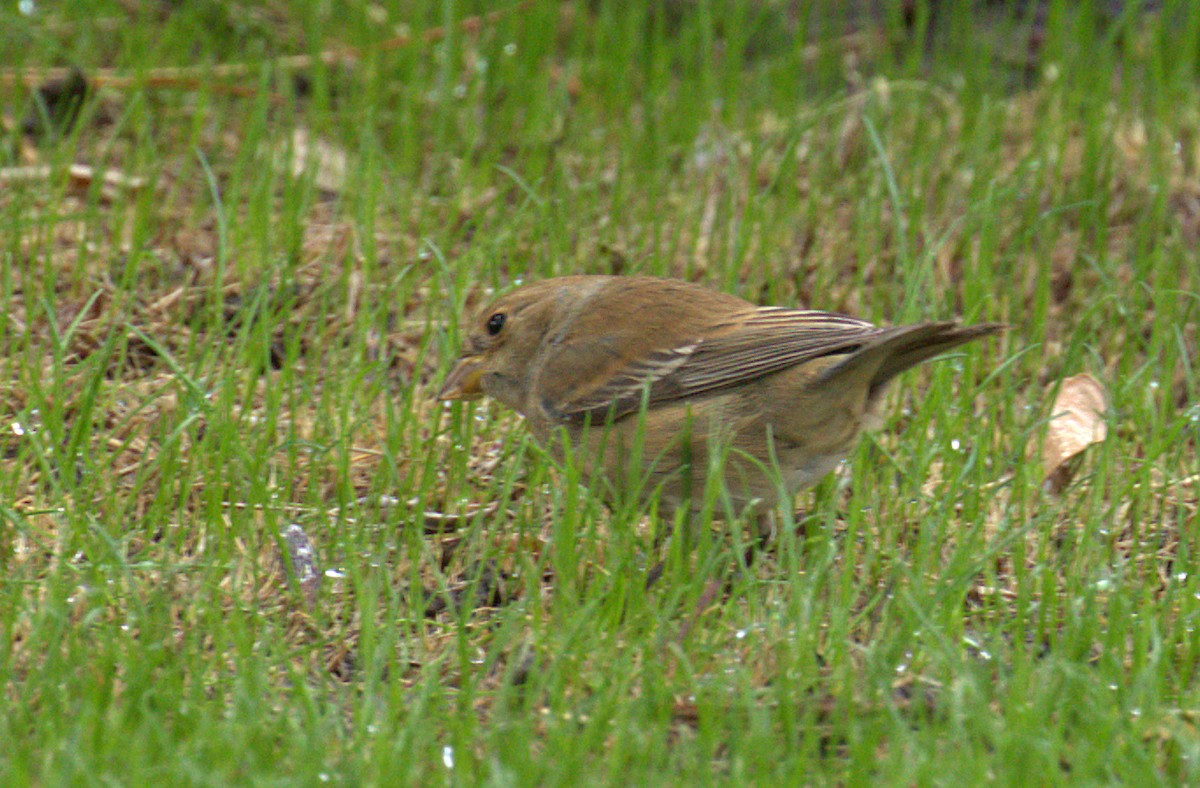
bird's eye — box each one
[485,312,506,336]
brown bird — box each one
[439,275,1000,545]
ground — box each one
[1,1,1198,783]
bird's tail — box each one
[820,321,1003,395]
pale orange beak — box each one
[437,355,485,400]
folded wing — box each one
[556,307,891,422]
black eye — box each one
[485,312,506,336]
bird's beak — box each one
[437,355,485,400]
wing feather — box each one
[558,307,886,421]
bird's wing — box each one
[554,307,888,422]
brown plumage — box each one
[439,275,1001,535]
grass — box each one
[2,0,1199,783]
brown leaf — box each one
[1043,373,1108,494]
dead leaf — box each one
[1043,373,1108,494]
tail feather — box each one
[819,321,1003,395]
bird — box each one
[438,275,1001,549]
